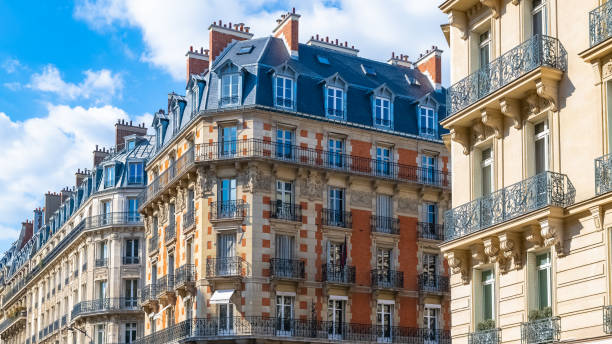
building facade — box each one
[440,0,612,343]
[0,121,153,344]
[137,9,452,344]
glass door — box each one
[377,303,393,342]
[220,126,237,157]
[218,304,234,335]
[217,234,236,276]
[328,138,344,168]
[219,179,237,218]
[327,299,345,340]
[328,188,345,226]
[424,307,439,344]
[276,128,294,159]
[276,295,294,336]
[276,180,293,219]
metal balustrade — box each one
[371,269,403,289]
[444,171,575,241]
[0,310,26,335]
[595,153,612,195]
[165,222,176,242]
[605,305,612,334]
[148,235,158,252]
[321,209,352,228]
[183,208,195,232]
[123,256,140,264]
[270,201,302,222]
[590,1,612,47]
[275,97,293,109]
[210,200,248,220]
[206,257,249,278]
[132,317,450,344]
[219,96,239,106]
[140,284,159,304]
[61,315,66,327]
[371,215,399,234]
[71,298,140,319]
[175,264,196,287]
[447,35,567,116]
[270,258,305,279]
[417,222,444,241]
[140,147,194,205]
[520,317,560,344]
[322,264,356,284]
[419,273,449,293]
[95,258,108,267]
[158,274,175,294]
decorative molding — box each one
[480,0,501,18]
[470,244,486,266]
[499,97,522,129]
[539,218,564,256]
[449,10,468,40]
[589,205,602,230]
[511,0,520,4]
[397,197,418,215]
[441,133,451,151]
[195,166,214,198]
[535,78,559,112]
[350,190,373,209]
[498,232,522,272]
[472,120,486,141]
[482,236,503,264]
[445,250,470,284]
[299,172,324,201]
[175,187,184,211]
[481,108,504,138]
[240,165,272,192]
[524,224,543,247]
[593,60,603,85]
[525,93,540,116]
[450,126,470,155]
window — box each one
[424,306,439,343]
[376,146,391,176]
[124,239,139,264]
[326,87,344,119]
[422,253,438,289]
[96,324,105,344]
[101,201,111,224]
[421,154,437,184]
[98,280,107,299]
[328,299,345,340]
[124,280,138,307]
[532,0,546,36]
[328,187,345,226]
[276,128,294,159]
[377,248,392,275]
[125,323,137,343]
[275,77,294,109]
[479,31,491,68]
[218,303,234,334]
[185,299,193,320]
[190,87,198,114]
[128,162,143,184]
[423,203,438,237]
[536,253,551,310]
[276,295,294,336]
[219,125,237,157]
[276,235,294,260]
[328,138,345,168]
[376,194,393,233]
[419,106,436,137]
[362,64,376,76]
[220,74,239,106]
[237,45,254,54]
[218,178,237,217]
[151,263,157,285]
[217,234,236,275]
[377,303,393,342]
[127,139,136,151]
[375,97,391,127]
[481,270,495,321]
[481,148,494,196]
[104,165,115,188]
[275,180,294,219]
[534,121,549,174]
[127,198,139,221]
[166,307,174,327]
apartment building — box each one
[0,121,153,344]
[440,0,612,343]
[136,9,451,344]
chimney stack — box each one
[115,119,148,151]
[44,192,61,224]
[387,52,413,69]
[415,46,443,89]
[19,221,33,250]
[75,168,88,187]
[208,19,254,62]
[186,46,210,82]
[272,8,301,59]
[306,35,359,56]
[93,145,110,167]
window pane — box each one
[483,284,493,320]
[533,10,543,36]
[482,165,492,195]
[535,138,546,174]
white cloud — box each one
[3,82,22,91]
[0,226,20,241]
[29,65,124,102]
[74,0,449,84]
[2,58,22,74]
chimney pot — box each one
[276,19,282,24]
[229,22,231,28]
[245,27,250,32]
[219,19,222,25]
[325,36,329,42]
[292,7,295,13]
[351,45,354,49]
[316,34,319,40]
[190,46,193,52]
[200,47,203,54]
[335,39,338,45]
[392,52,395,58]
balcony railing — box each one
[140,147,194,205]
[0,310,26,334]
[206,256,249,278]
[165,222,176,242]
[321,209,352,228]
[219,95,240,107]
[183,208,195,231]
[270,258,305,279]
[158,274,175,294]
[520,317,560,344]
[327,107,345,119]
[595,153,612,195]
[175,264,196,286]
[210,200,248,220]
[123,256,140,264]
[270,201,302,222]
[195,139,450,188]
[141,284,159,303]
[371,269,404,289]
[95,258,108,267]
[149,235,159,252]
[447,35,567,116]
[417,222,444,241]
[71,298,139,319]
[132,317,451,344]
[275,97,293,109]
[371,215,399,235]
[444,171,575,241]
[418,274,449,293]
[61,315,66,327]
[322,264,356,284]
[590,2,612,47]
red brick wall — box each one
[398,297,418,327]
[187,56,209,80]
[351,292,371,324]
[398,215,418,291]
[350,140,372,173]
[350,209,372,285]
[273,18,299,53]
[416,55,441,84]
[209,30,249,62]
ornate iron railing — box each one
[165,222,176,242]
[140,284,159,304]
[123,256,140,264]
[445,171,575,241]
[321,208,352,228]
[140,147,194,205]
[270,258,305,279]
[447,35,567,115]
[371,215,399,234]
[132,317,450,344]
[595,153,612,195]
[195,139,450,188]
[175,264,196,286]
[371,269,403,289]
[604,305,612,334]
[61,315,66,326]
[183,208,195,232]
[219,95,240,107]
[71,298,140,319]
[322,264,356,284]
[158,274,175,294]
[210,200,248,220]
[0,310,26,334]
[206,256,249,278]
[590,1,612,47]
[270,201,302,222]
[148,235,158,252]
[521,317,560,344]
[275,97,293,109]
[418,273,449,293]
[95,258,108,267]
[417,222,444,241]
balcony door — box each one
[377,248,392,286]
[376,146,391,176]
[276,295,294,336]
[481,147,494,196]
[220,125,237,157]
[101,200,112,224]
[327,299,345,340]
[276,235,294,278]
[377,303,393,342]
[127,198,139,222]
[276,128,294,160]
[328,188,345,226]
[124,279,137,307]
[423,253,438,288]
[218,303,234,335]
[479,31,491,69]
[424,306,439,344]
[276,180,293,219]
[219,179,237,217]
[421,154,437,184]
[217,234,236,275]
[98,280,107,300]
[328,138,344,168]
[532,0,547,36]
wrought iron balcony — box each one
[270,258,305,279]
[71,298,140,320]
[206,256,249,278]
[275,97,293,109]
[604,305,612,334]
[447,35,567,116]
[95,258,108,267]
[270,201,302,222]
[590,2,612,47]
[371,269,404,289]
[521,317,560,344]
[595,153,612,195]
[371,215,399,235]
[141,147,194,206]
[157,274,175,295]
[219,95,240,107]
[444,171,575,241]
[123,256,140,264]
[132,317,451,344]
[417,222,444,241]
[321,208,352,228]
[195,139,450,189]
[210,200,248,220]
[418,273,449,293]
[148,235,159,253]
[165,222,176,242]
[140,284,159,304]
[175,264,196,288]
[183,208,195,232]
[322,263,356,285]
[0,310,26,336]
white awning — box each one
[210,289,235,304]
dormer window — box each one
[220,74,239,107]
[326,87,344,119]
[104,165,115,189]
[190,86,198,114]
[127,139,135,151]
[374,97,391,128]
[419,106,437,138]
[275,76,294,109]
[128,162,144,185]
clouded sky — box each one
[0,0,448,253]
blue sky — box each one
[0,0,448,253]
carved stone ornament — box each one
[450,126,470,155]
[535,78,559,112]
[299,172,324,201]
[445,250,470,284]
[602,60,612,82]
[524,93,540,116]
[241,165,273,193]
[480,0,501,18]
[482,236,503,264]
[524,224,543,247]
[144,216,151,235]
[499,232,522,272]
[481,108,504,139]
[195,166,214,198]
[159,203,168,223]
[539,218,564,256]
[396,197,418,215]
[175,187,184,211]
[472,120,486,141]
[470,243,486,265]
[499,97,522,129]
[589,205,602,230]
[350,190,373,209]
[449,10,468,40]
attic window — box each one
[361,64,376,76]
[237,45,254,55]
[316,55,330,65]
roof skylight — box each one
[361,64,376,76]
[316,55,330,65]
[237,45,254,55]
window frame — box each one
[374,96,392,128]
[418,106,437,138]
[531,0,547,36]
[219,73,240,107]
[479,30,491,69]
[275,76,294,109]
[480,147,494,196]
[326,86,345,120]
[534,120,550,174]
[481,269,495,321]
[103,164,115,189]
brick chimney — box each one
[387,52,413,69]
[115,119,147,151]
[208,20,254,62]
[415,46,443,89]
[19,221,33,250]
[272,8,301,59]
[186,46,209,81]
[93,145,110,167]
[44,192,61,224]
[75,168,88,187]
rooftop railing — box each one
[444,171,575,242]
[447,35,567,116]
[520,317,560,344]
[590,2,612,47]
